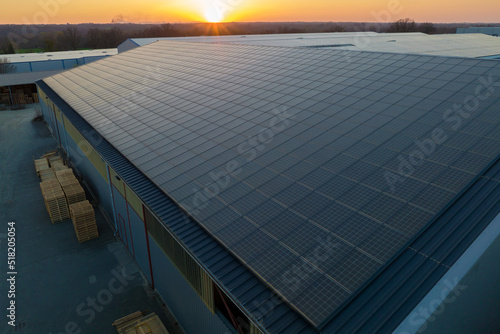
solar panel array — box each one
[43,41,500,326]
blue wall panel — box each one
[109,185,152,284]
[39,97,55,134]
[63,59,78,69]
[11,62,31,73]
[57,119,67,149]
[127,203,152,284]
[112,186,134,254]
[149,238,233,334]
[31,60,65,72]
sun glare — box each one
[204,6,224,23]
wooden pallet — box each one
[35,158,50,177]
[56,169,75,180]
[41,151,57,159]
[40,179,62,195]
[59,176,80,188]
[40,169,57,182]
[51,159,66,170]
[69,201,99,242]
[49,155,64,168]
[62,183,86,205]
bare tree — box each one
[61,26,81,50]
[140,24,177,38]
[86,28,102,49]
[44,36,56,52]
[388,18,417,32]
[102,27,125,48]
[325,24,346,33]
[0,58,16,74]
[0,38,15,54]
[419,22,437,34]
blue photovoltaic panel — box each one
[42,41,500,326]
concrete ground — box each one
[0,106,184,334]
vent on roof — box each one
[305,44,355,48]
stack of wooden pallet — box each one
[40,180,70,223]
[35,158,50,176]
[69,201,98,243]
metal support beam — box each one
[105,164,119,236]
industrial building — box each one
[118,32,500,59]
[36,40,500,333]
[0,49,117,106]
[457,27,500,37]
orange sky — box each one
[1,0,500,24]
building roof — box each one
[1,49,117,63]
[457,27,500,35]
[0,69,66,87]
[121,31,383,48]
[40,41,500,331]
[119,33,500,58]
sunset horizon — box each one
[1,0,500,25]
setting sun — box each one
[204,5,224,23]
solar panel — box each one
[43,41,500,327]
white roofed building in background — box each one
[118,32,500,59]
[2,48,118,73]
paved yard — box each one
[0,107,183,334]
